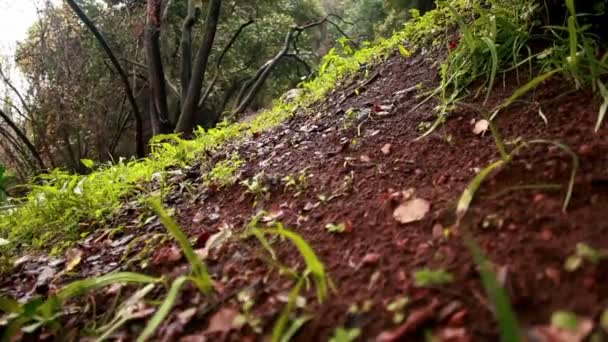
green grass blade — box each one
[57,272,160,301]
[595,80,608,132]
[482,37,499,105]
[525,140,579,212]
[272,276,306,342]
[457,160,506,223]
[149,198,213,293]
[271,229,326,302]
[464,236,521,342]
[279,315,313,342]
[494,69,559,116]
[0,297,22,314]
[262,228,328,302]
[137,276,189,342]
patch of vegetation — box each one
[329,327,361,342]
[413,268,454,287]
[1,2,450,257]
[241,173,270,206]
[205,154,245,187]
[564,242,606,272]
[282,168,311,197]
[245,214,330,341]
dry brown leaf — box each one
[205,308,239,334]
[381,144,392,155]
[393,198,431,224]
[473,119,489,135]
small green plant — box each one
[329,327,361,342]
[413,268,454,287]
[0,164,14,203]
[325,222,347,234]
[246,217,330,341]
[386,296,409,324]
[205,154,245,187]
[136,198,215,341]
[564,243,606,272]
[551,310,579,330]
[233,288,263,333]
[282,169,311,197]
[241,173,270,205]
[464,236,521,342]
[0,272,160,340]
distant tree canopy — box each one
[0,0,436,175]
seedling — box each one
[282,169,311,197]
[329,327,361,342]
[413,268,454,287]
[326,222,347,234]
[241,173,270,205]
[0,272,160,340]
[551,311,579,330]
[564,243,605,272]
[234,288,263,333]
[386,296,409,323]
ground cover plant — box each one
[1,0,608,340]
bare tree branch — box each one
[0,108,44,170]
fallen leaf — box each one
[196,226,232,260]
[473,119,489,135]
[393,198,431,224]
[205,308,239,334]
[529,317,593,342]
[376,298,440,341]
[361,253,381,266]
[381,144,392,155]
[193,211,205,224]
[64,248,83,272]
[360,155,372,163]
[152,245,183,265]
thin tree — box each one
[65,0,145,157]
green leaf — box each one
[262,228,328,302]
[58,272,160,301]
[456,160,506,222]
[551,311,579,330]
[279,315,313,342]
[465,237,521,342]
[149,198,213,293]
[272,276,306,342]
[594,80,608,132]
[0,238,9,247]
[398,45,411,58]
[138,276,189,342]
[493,70,560,117]
[80,159,95,169]
[0,297,22,314]
[413,268,454,287]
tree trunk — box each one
[175,0,223,135]
[0,109,45,170]
[66,0,146,158]
[180,0,197,106]
[145,0,172,133]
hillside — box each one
[1,1,608,341]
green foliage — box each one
[413,268,454,287]
[464,237,521,342]
[551,311,579,330]
[564,242,606,272]
[205,154,245,187]
[148,198,212,294]
[0,272,160,340]
[329,327,362,342]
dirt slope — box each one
[3,48,608,341]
